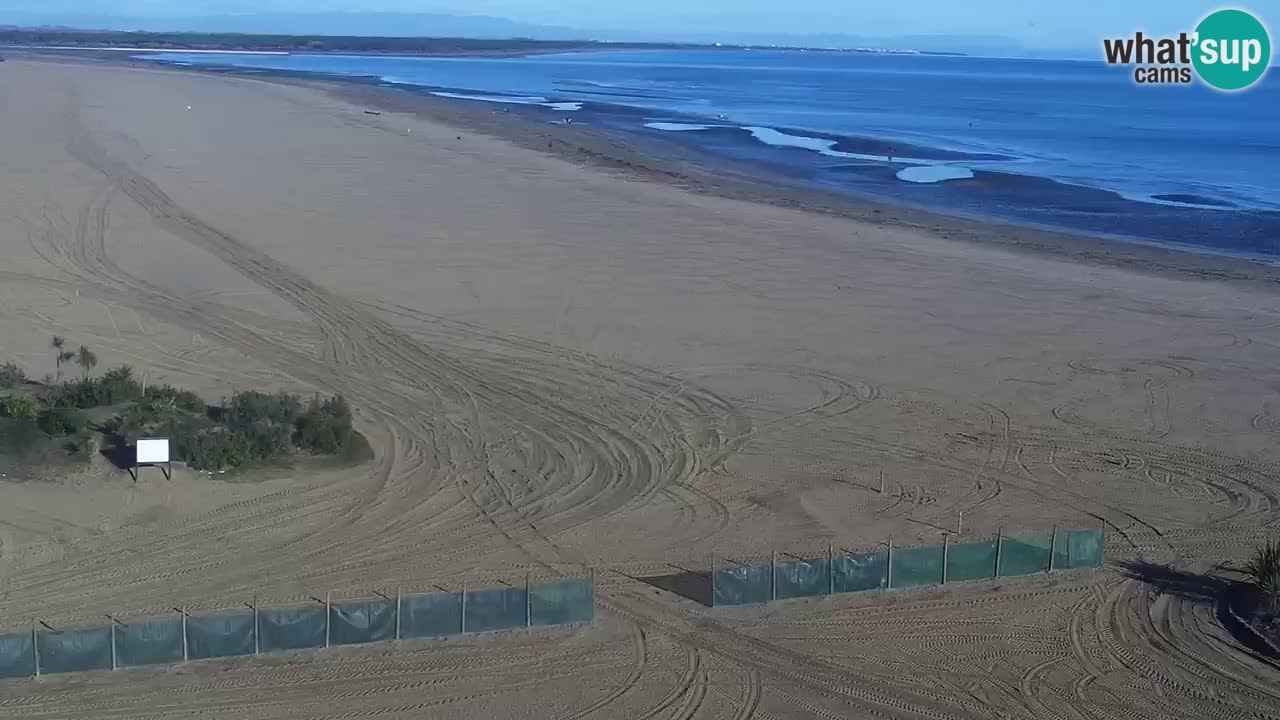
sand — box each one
[0,56,1279,719]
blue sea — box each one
[146,49,1280,259]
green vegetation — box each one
[1245,540,1280,603]
[296,395,354,454]
[163,390,356,471]
[1,339,359,474]
[1,394,38,420]
[37,406,87,436]
[0,362,26,388]
[50,336,74,380]
[75,345,98,379]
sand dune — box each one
[1,57,1279,719]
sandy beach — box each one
[1,55,1279,719]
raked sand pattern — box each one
[0,58,1278,719]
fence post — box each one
[880,468,886,494]
[957,511,964,535]
[460,580,468,634]
[994,527,1004,579]
[180,608,188,662]
[252,595,260,655]
[1048,526,1057,572]
[325,592,332,648]
[31,624,39,678]
[770,550,777,602]
[710,553,716,607]
[886,537,894,590]
[942,534,950,585]
[395,587,403,641]
[525,574,532,628]
[827,544,835,596]
[108,616,118,671]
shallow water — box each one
[144,49,1280,258]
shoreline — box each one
[21,49,1280,290]
[319,78,1280,290]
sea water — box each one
[144,49,1280,258]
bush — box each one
[0,362,26,388]
[63,428,97,457]
[0,417,40,457]
[158,390,351,471]
[37,406,87,436]
[169,417,252,471]
[98,365,143,403]
[38,367,146,410]
[145,384,205,414]
[294,395,353,454]
[226,390,300,432]
[1,394,39,420]
[1245,540,1280,602]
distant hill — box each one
[0,12,1081,57]
[0,12,585,40]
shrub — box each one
[1,394,40,420]
[40,370,147,410]
[226,390,301,433]
[37,406,87,436]
[169,417,252,471]
[98,365,143,403]
[145,384,205,414]
[294,395,353,454]
[0,417,40,457]
[0,362,26,388]
[1245,540,1280,602]
[63,428,97,457]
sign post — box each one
[133,438,172,481]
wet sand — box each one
[1,56,1279,719]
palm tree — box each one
[51,336,65,379]
[75,345,98,379]
[1244,540,1280,603]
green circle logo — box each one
[1193,9,1271,90]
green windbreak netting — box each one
[1000,534,1052,577]
[530,578,594,627]
[0,632,35,679]
[712,561,772,606]
[1059,528,1105,569]
[401,591,463,638]
[258,606,326,652]
[117,617,184,668]
[187,611,255,660]
[38,626,113,675]
[892,544,945,589]
[329,600,396,647]
[775,558,830,600]
[464,587,528,633]
[833,550,888,593]
[946,540,997,583]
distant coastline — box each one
[0,27,965,57]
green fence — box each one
[712,528,1103,607]
[0,575,594,681]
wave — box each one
[643,122,723,131]
[897,166,975,183]
[429,91,582,111]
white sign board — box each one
[136,438,171,464]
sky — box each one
[1,1,1260,49]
